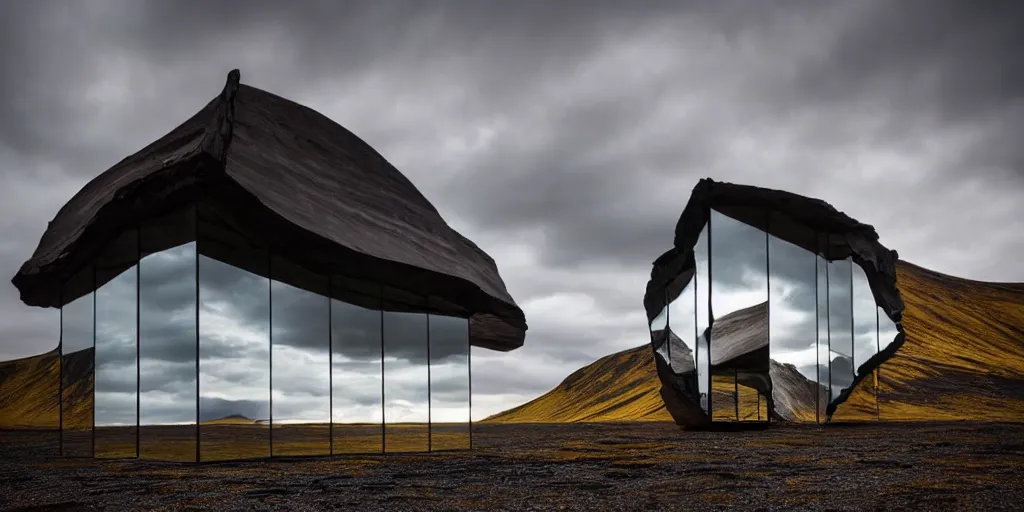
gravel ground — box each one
[1,421,1023,511]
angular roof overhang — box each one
[12,70,527,351]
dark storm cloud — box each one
[1,0,1021,418]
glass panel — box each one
[668,279,697,377]
[139,208,197,462]
[198,252,270,461]
[666,271,698,406]
[852,263,878,374]
[709,210,768,422]
[61,266,94,457]
[429,314,470,451]
[95,231,138,458]
[768,231,819,422]
[737,382,760,421]
[270,257,330,457]
[695,223,710,413]
[827,255,854,402]
[650,301,669,366]
[829,261,880,422]
[711,373,737,421]
[816,246,830,423]
[877,307,900,421]
[331,286,383,454]
[383,310,429,453]
[878,308,899,353]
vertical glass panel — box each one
[383,311,429,453]
[270,257,330,457]
[666,272,698,406]
[95,230,138,458]
[768,231,819,422]
[711,373,737,421]
[61,267,94,457]
[668,278,697,376]
[198,251,270,461]
[429,314,470,451]
[695,223,711,413]
[827,256,854,402]
[816,247,830,423]
[877,307,900,421]
[709,210,768,422]
[829,261,881,422]
[852,263,878,374]
[331,289,384,454]
[878,307,899,354]
[650,301,669,366]
[139,208,197,462]
[737,382,760,421]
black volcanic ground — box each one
[2,422,1023,510]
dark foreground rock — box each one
[2,422,1023,511]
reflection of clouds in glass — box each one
[852,264,878,371]
[710,210,768,323]
[668,281,696,368]
[79,233,473,429]
[709,210,767,298]
[769,233,817,382]
[96,264,137,427]
[272,345,330,423]
[430,315,469,426]
[878,306,900,352]
[271,278,330,424]
[140,243,196,426]
[827,258,854,358]
[332,299,381,423]
[383,351,429,424]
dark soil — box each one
[1,422,1023,511]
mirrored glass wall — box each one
[60,207,473,460]
[429,314,470,451]
[383,311,429,453]
[61,265,94,457]
[198,249,270,462]
[139,207,197,462]
[95,230,138,458]
[648,208,900,423]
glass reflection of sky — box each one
[140,242,196,428]
[768,233,818,382]
[95,265,137,428]
[668,280,696,373]
[695,223,710,409]
[271,278,330,425]
[852,264,878,372]
[200,255,271,425]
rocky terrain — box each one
[2,421,1024,510]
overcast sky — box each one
[1,1,1021,420]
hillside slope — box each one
[0,349,59,429]
[485,345,672,423]
[489,260,1024,423]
